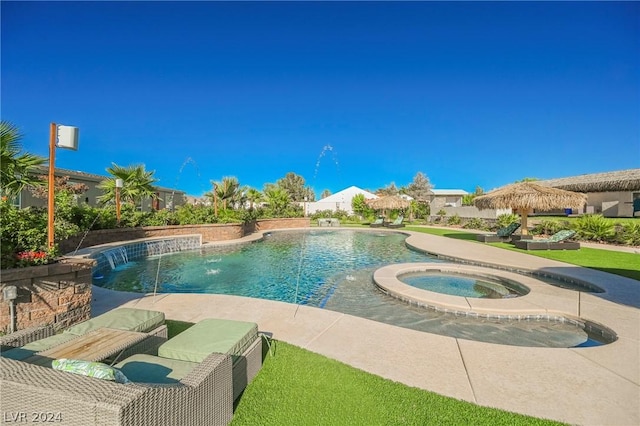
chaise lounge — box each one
[385,215,405,228]
[369,217,385,228]
[476,222,521,243]
[513,229,580,250]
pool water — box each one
[400,271,525,298]
[94,230,613,348]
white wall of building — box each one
[305,186,378,216]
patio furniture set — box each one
[0,308,263,425]
[317,218,340,227]
[476,224,580,250]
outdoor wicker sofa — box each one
[0,314,264,425]
[0,352,233,425]
[1,308,167,362]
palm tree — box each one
[0,121,46,198]
[263,186,290,216]
[205,176,239,211]
[245,188,262,210]
[98,163,158,208]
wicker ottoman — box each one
[158,318,262,400]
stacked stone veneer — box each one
[0,258,95,334]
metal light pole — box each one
[47,123,79,248]
[115,178,124,224]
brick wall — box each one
[0,258,95,334]
[59,219,310,253]
[256,218,310,231]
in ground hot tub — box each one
[399,270,528,299]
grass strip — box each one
[405,226,640,281]
[230,340,563,426]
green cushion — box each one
[0,333,78,361]
[158,318,258,363]
[52,358,130,383]
[496,223,520,237]
[1,347,36,361]
[549,230,575,242]
[114,354,199,384]
[64,308,165,336]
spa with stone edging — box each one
[373,262,617,345]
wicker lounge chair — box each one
[369,218,385,228]
[385,215,405,228]
[476,222,521,243]
[513,229,580,250]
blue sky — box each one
[2,1,638,198]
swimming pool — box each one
[93,230,615,347]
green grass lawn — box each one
[164,320,562,425]
[232,340,563,426]
[405,226,640,281]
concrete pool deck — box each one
[91,228,640,425]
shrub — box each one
[532,220,562,236]
[615,222,640,246]
[411,201,430,219]
[463,218,488,230]
[496,213,519,229]
[446,214,461,226]
[573,214,616,242]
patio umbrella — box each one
[473,182,587,235]
[366,195,411,218]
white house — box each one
[306,186,378,215]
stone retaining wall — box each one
[0,258,95,334]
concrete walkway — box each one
[91,229,640,426]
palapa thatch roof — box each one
[474,182,587,235]
[537,169,640,193]
[366,195,411,210]
[474,182,587,211]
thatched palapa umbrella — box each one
[366,195,410,218]
[473,182,587,235]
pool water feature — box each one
[400,271,527,299]
[93,230,616,348]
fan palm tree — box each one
[263,186,290,215]
[98,163,159,208]
[205,176,239,210]
[245,187,262,210]
[0,121,46,198]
